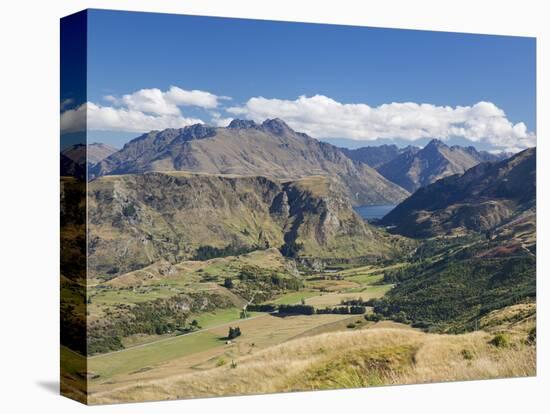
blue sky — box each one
[61,9,536,151]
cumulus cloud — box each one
[227,95,535,151]
[60,87,535,152]
[164,86,220,109]
[60,103,203,133]
[119,88,181,116]
[60,98,74,111]
[210,111,233,127]
[60,86,224,133]
[109,86,221,115]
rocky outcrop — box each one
[87,173,393,278]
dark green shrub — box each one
[528,327,536,344]
[278,304,315,315]
[122,204,136,217]
[364,313,382,322]
[489,333,509,348]
[461,349,474,360]
[227,326,242,339]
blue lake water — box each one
[354,204,397,221]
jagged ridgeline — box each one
[90,119,409,206]
[381,147,536,238]
[374,139,509,193]
[87,173,397,279]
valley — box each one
[65,224,535,403]
[81,257,409,401]
[60,121,536,404]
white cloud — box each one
[120,88,180,115]
[60,103,86,133]
[228,95,535,151]
[60,103,203,133]
[60,87,535,152]
[108,86,221,116]
[210,111,233,127]
[165,86,219,109]
[60,98,74,111]
[60,86,226,133]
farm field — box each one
[305,285,393,307]
[65,232,536,404]
[272,290,319,304]
[88,313,355,395]
[85,257,400,397]
[191,307,261,328]
[89,304,536,404]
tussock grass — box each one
[89,314,535,405]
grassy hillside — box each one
[370,236,536,332]
[89,304,535,404]
[87,172,398,278]
[86,248,304,354]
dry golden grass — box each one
[305,287,391,307]
[104,260,179,288]
[89,309,535,404]
[88,314,353,395]
[103,248,290,289]
[288,175,332,197]
[305,279,360,292]
[479,303,536,332]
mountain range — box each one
[85,120,516,203]
[373,139,508,193]
[381,147,536,238]
[90,119,409,206]
[86,173,396,278]
[62,142,118,165]
[341,144,420,169]
[60,143,118,179]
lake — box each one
[354,204,396,221]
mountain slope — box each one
[341,144,419,168]
[376,139,505,192]
[87,172,396,278]
[373,237,536,331]
[91,119,409,205]
[91,306,535,403]
[62,142,118,165]
[60,153,85,179]
[380,147,536,237]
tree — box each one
[122,204,136,217]
[227,326,242,340]
[224,278,234,289]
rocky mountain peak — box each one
[381,147,536,237]
[178,123,217,140]
[89,117,409,205]
[425,138,446,150]
[62,142,118,166]
[227,119,258,129]
[261,118,293,135]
